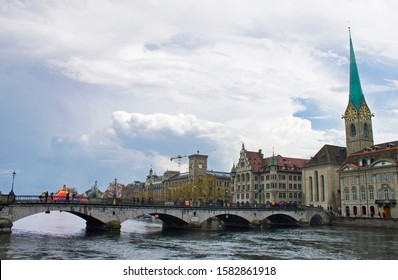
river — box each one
[1,211,397,260]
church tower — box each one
[344,29,374,155]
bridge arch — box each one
[309,214,325,226]
[215,214,251,228]
[146,212,188,228]
[265,214,298,226]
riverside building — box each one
[230,144,307,206]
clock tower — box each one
[189,152,208,181]
[344,29,374,155]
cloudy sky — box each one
[1,0,398,195]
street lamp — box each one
[113,178,117,204]
[193,185,197,206]
[10,171,16,195]
[225,190,229,207]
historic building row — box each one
[120,30,398,218]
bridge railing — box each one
[8,195,316,212]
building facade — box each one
[302,145,346,211]
[231,144,307,206]
[338,142,398,218]
[127,152,231,204]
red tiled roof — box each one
[264,155,308,170]
[245,151,264,172]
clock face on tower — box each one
[360,105,371,121]
[345,107,358,122]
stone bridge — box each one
[0,199,331,233]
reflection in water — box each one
[1,211,397,260]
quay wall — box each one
[332,216,398,229]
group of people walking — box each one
[40,191,74,202]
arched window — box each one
[353,206,358,216]
[321,175,325,202]
[246,173,250,182]
[351,123,356,137]
[364,123,369,138]
[345,206,350,217]
[309,176,313,202]
[362,206,367,216]
[370,206,375,217]
[315,171,319,201]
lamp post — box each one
[225,190,228,207]
[193,185,197,206]
[10,171,16,195]
[113,178,117,204]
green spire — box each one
[349,29,365,111]
[270,149,277,166]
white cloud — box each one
[111,111,225,139]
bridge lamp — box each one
[193,185,197,206]
[113,178,118,199]
[10,171,16,195]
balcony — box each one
[375,199,396,205]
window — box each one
[309,176,313,202]
[362,206,367,216]
[369,187,374,200]
[352,187,357,201]
[364,123,369,138]
[321,175,325,202]
[345,189,350,201]
[361,189,366,200]
[315,171,319,202]
[351,123,356,137]
[353,206,358,216]
[384,189,389,199]
[367,175,373,184]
